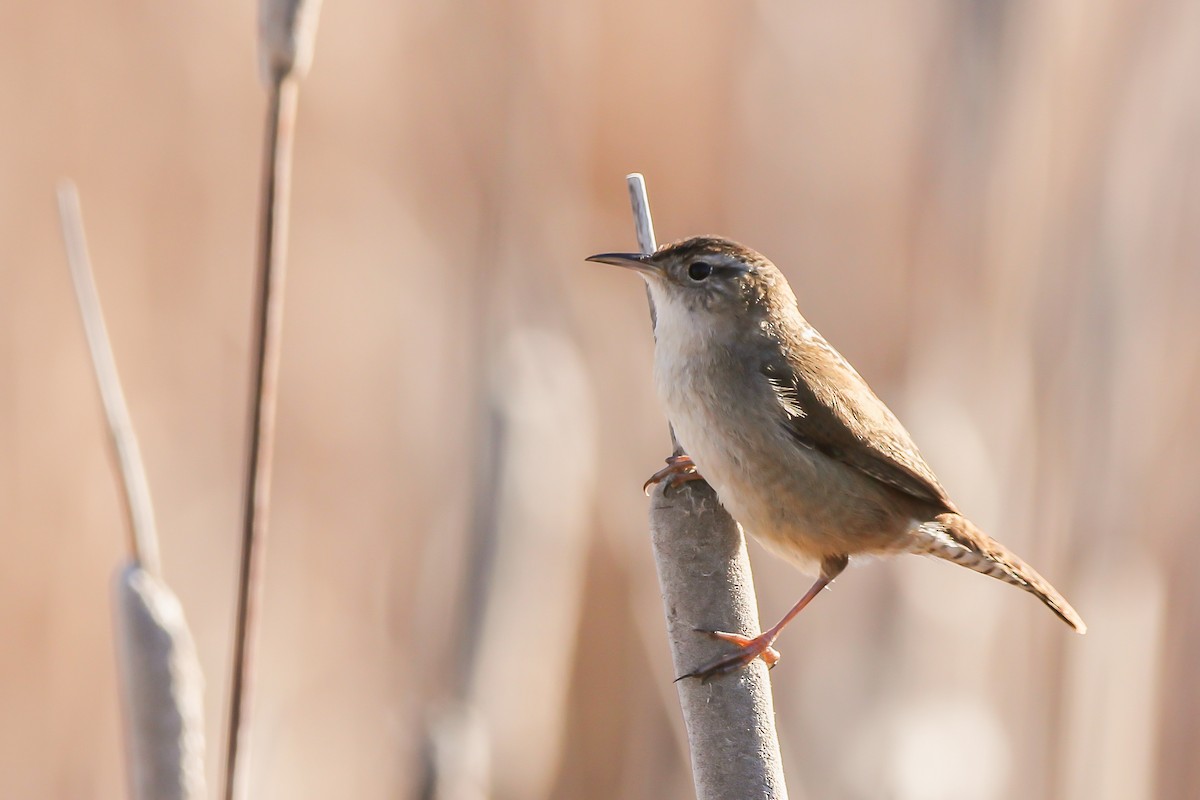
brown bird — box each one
[588,236,1086,681]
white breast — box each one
[645,280,861,576]
[650,287,793,539]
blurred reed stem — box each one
[223,3,321,798]
[58,183,161,577]
[57,182,207,800]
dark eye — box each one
[687,261,713,281]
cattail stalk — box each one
[58,182,207,800]
[625,173,789,799]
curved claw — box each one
[643,454,702,496]
[675,629,781,683]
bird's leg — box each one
[677,577,828,682]
[679,556,848,682]
[643,453,703,495]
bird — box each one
[587,236,1086,681]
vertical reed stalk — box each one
[58,182,207,800]
[624,174,789,799]
[222,3,321,798]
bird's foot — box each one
[643,454,703,495]
[676,630,781,682]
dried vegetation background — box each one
[3,1,1198,798]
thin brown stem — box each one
[222,72,299,800]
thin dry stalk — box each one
[624,174,789,799]
[222,3,321,799]
[57,183,161,577]
[57,182,207,800]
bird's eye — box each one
[687,261,713,281]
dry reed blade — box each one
[57,182,161,577]
[57,181,207,800]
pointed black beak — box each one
[585,252,662,276]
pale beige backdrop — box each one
[3,2,1198,799]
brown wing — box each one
[760,330,957,513]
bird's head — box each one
[587,236,795,327]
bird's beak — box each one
[585,252,662,277]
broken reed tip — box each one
[258,0,323,84]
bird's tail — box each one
[910,513,1087,634]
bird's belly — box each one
[658,365,906,570]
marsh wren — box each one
[588,236,1085,681]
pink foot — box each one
[676,630,781,683]
[643,454,704,496]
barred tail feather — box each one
[910,513,1087,634]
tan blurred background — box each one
[3,1,1199,798]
